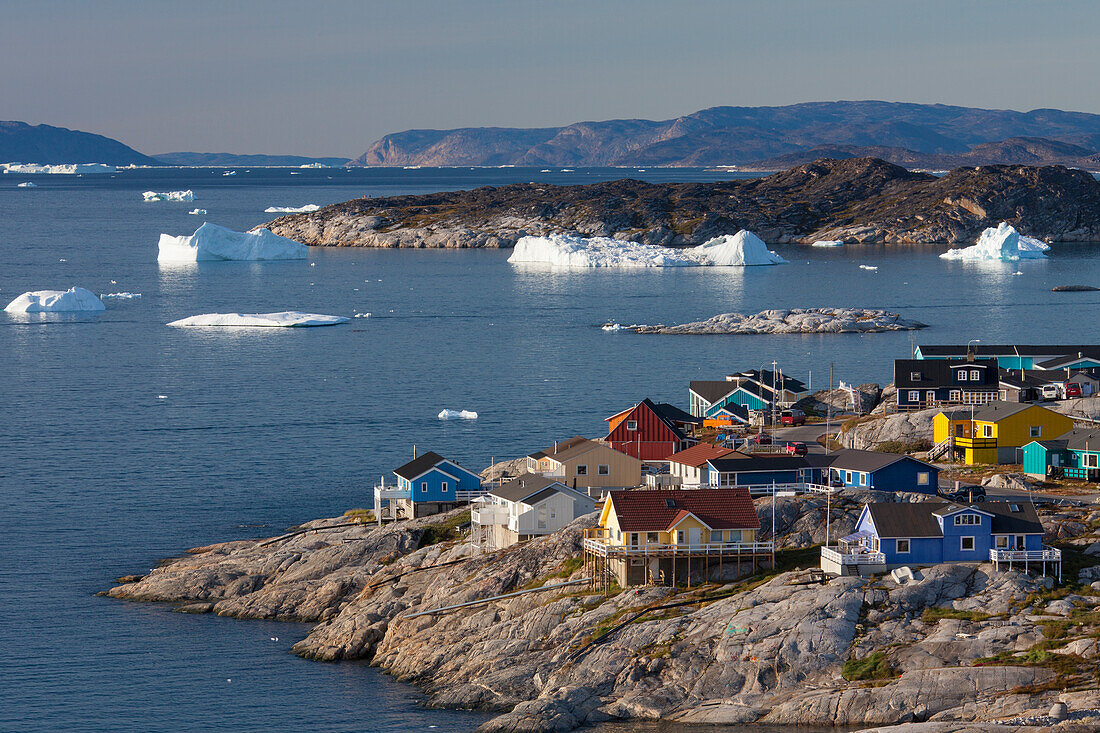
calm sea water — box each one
[2,167,1098,731]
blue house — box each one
[824,449,939,494]
[1022,428,1100,480]
[822,500,1058,578]
[707,454,828,492]
[376,450,483,520]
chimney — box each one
[966,350,975,363]
[413,444,417,459]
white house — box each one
[471,473,596,550]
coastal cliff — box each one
[261,158,1100,247]
[106,495,1100,731]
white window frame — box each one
[676,530,685,544]
[958,371,968,382]
[949,389,962,401]
[628,532,639,547]
[954,513,980,526]
[1029,426,1041,438]
[1084,453,1098,468]
[626,420,638,431]
[576,464,587,476]
[995,535,1009,549]
[970,370,980,381]
[961,536,975,551]
[420,481,428,494]
[896,538,910,553]
[908,390,920,402]
[646,532,659,544]
[598,464,609,475]
[441,481,449,492]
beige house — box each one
[472,473,596,550]
[526,436,642,495]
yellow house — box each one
[584,488,767,586]
[525,436,642,494]
[933,401,1074,465]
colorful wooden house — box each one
[605,398,700,461]
[702,404,750,429]
[471,473,595,550]
[825,450,939,494]
[665,443,743,487]
[689,370,806,418]
[1022,428,1100,480]
[583,488,770,587]
[821,500,1058,579]
[895,358,1000,409]
[706,454,829,491]
[375,450,483,521]
[933,401,1075,464]
[526,436,642,494]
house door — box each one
[688,528,701,547]
[926,391,936,403]
[1015,535,1025,550]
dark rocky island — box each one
[261,157,1100,247]
[0,120,159,165]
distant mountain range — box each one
[153,152,350,167]
[0,121,160,165]
[352,101,1100,168]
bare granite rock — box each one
[838,409,939,451]
[628,308,926,335]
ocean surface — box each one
[2,166,1098,731]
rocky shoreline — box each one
[105,492,1100,732]
[612,308,927,335]
[259,158,1100,248]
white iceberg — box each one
[264,204,321,213]
[101,292,141,299]
[143,190,195,202]
[167,311,349,328]
[222,170,236,176]
[5,286,106,312]
[438,409,478,420]
[3,162,114,174]
[17,181,37,188]
[812,239,844,247]
[859,265,878,271]
[158,222,308,262]
[508,230,785,268]
[188,208,207,215]
[940,222,1050,261]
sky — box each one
[3,0,1100,157]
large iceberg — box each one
[167,312,348,327]
[264,204,321,213]
[144,190,195,202]
[507,230,786,268]
[3,162,114,174]
[940,222,1050,261]
[5,286,106,312]
[158,222,308,262]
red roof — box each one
[666,443,742,467]
[608,488,760,532]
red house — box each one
[606,398,700,461]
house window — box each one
[576,465,588,476]
[598,464,609,475]
[626,420,638,431]
[1085,454,1099,468]
[970,370,980,381]
[1030,426,1041,438]
[995,536,1009,549]
[629,532,639,546]
[646,532,659,544]
[420,482,428,494]
[908,390,920,402]
[709,530,723,542]
[676,530,685,544]
[896,539,910,553]
[441,481,449,492]
[917,472,930,485]
[958,371,968,382]
[961,536,975,551]
[955,514,980,526]
[910,371,922,381]
[949,390,961,401]
[983,425,992,437]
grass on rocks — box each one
[417,510,471,548]
[921,607,997,623]
[842,651,895,681]
[342,508,375,523]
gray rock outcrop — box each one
[838,409,939,451]
[629,308,926,335]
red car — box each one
[1066,384,1082,398]
[780,409,806,426]
[786,441,808,456]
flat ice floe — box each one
[17,181,37,188]
[3,163,114,174]
[158,222,308,262]
[167,312,349,328]
[438,409,478,420]
[940,222,1050,261]
[812,240,844,247]
[4,286,106,312]
[101,292,141,299]
[264,204,321,213]
[143,190,195,202]
[507,230,786,268]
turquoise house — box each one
[1022,428,1100,480]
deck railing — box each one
[582,532,772,558]
[470,505,508,526]
[989,547,1061,562]
[820,546,886,565]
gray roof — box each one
[828,449,934,473]
[971,401,1034,422]
[867,500,1044,538]
[1058,428,1100,452]
[527,436,593,462]
[977,500,1044,534]
[491,473,568,503]
[689,380,738,404]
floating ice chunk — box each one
[157,395,167,399]
[812,239,844,247]
[1012,270,1024,276]
[3,162,114,174]
[264,204,321,213]
[438,409,478,420]
[690,231,787,265]
[158,222,308,262]
[167,312,349,327]
[560,169,574,172]
[540,169,551,172]
[144,190,195,202]
[353,312,371,318]
[101,292,141,299]
[222,170,236,176]
[5,286,106,312]
[602,323,624,331]
[188,208,207,215]
[859,265,878,271]
[17,181,37,188]
[940,222,1049,261]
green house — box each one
[1022,428,1100,479]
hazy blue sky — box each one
[4,0,1099,156]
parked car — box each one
[940,484,986,503]
[786,441,808,455]
[780,409,806,426]
[1040,384,1064,400]
[749,433,772,446]
[1066,383,1082,398]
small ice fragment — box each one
[188,208,207,215]
[1012,270,1023,276]
[143,190,194,202]
[353,312,371,318]
[309,262,316,267]
[101,292,142,299]
[858,265,878,271]
[59,258,67,262]
[110,280,117,284]
[17,181,37,187]
[438,409,478,420]
[157,395,167,399]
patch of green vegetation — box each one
[343,508,375,523]
[875,439,932,454]
[416,510,471,548]
[521,557,586,591]
[842,651,895,681]
[921,607,996,623]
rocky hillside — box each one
[0,120,159,165]
[350,101,1100,168]
[261,157,1100,247]
[106,496,1100,731]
